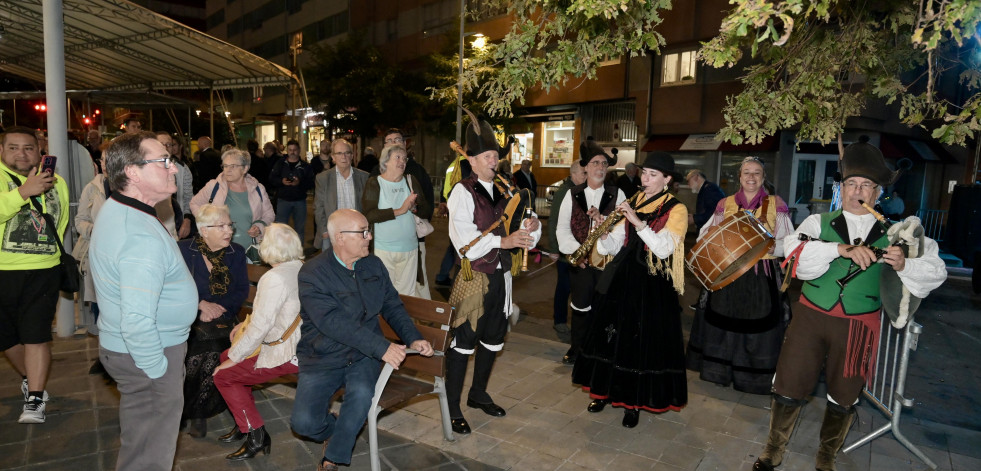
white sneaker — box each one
[20,379,49,402]
[18,397,46,424]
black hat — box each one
[462,107,512,158]
[841,136,899,187]
[641,151,680,181]
[579,139,617,167]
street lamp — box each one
[455,27,486,144]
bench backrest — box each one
[378,295,454,378]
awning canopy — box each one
[0,0,295,92]
[0,90,198,108]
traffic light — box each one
[83,117,91,125]
[34,103,46,112]
[93,109,100,115]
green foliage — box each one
[702,0,981,146]
[304,33,428,140]
[441,0,672,118]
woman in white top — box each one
[361,144,432,294]
[212,223,304,460]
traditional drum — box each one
[686,210,774,291]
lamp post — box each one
[456,0,466,145]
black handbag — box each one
[4,171,80,293]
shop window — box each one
[542,121,575,167]
[662,50,697,85]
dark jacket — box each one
[694,180,726,228]
[177,239,249,321]
[616,174,639,198]
[515,170,538,198]
[547,177,574,253]
[194,148,222,192]
[296,252,423,369]
[269,157,314,201]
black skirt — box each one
[685,258,790,395]
[572,236,688,412]
[182,318,231,419]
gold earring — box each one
[663,184,668,191]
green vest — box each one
[800,210,889,314]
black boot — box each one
[226,425,271,460]
[753,395,803,471]
[444,349,470,433]
[467,345,505,417]
[187,418,207,438]
[218,424,247,443]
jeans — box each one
[276,199,306,244]
[291,356,380,465]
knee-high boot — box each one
[444,349,469,418]
[815,402,855,471]
[753,395,803,471]
[468,344,497,404]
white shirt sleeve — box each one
[595,190,629,256]
[784,214,840,281]
[896,236,948,298]
[448,185,500,260]
[770,211,795,258]
[556,191,580,255]
[635,225,679,259]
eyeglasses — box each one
[203,223,234,231]
[222,163,246,169]
[587,160,609,167]
[332,151,354,157]
[384,137,405,144]
[843,181,878,191]
[340,229,372,239]
[141,157,176,169]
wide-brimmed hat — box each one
[841,136,899,187]
[462,108,512,158]
[641,151,680,181]
[579,139,617,167]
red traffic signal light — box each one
[83,117,91,125]
[94,109,100,115]
[34,104,46,112]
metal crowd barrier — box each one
[842,317,937,469]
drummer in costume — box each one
[753,139,946,471]
[572,152,689,428]
[445,110,541,434]
[686,157,795,394]
[555,140,626,365]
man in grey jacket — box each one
[314,139,369,250]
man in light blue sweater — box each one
[90,132,198,471]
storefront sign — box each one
[680,134,722,151]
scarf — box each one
[195,235,230,297]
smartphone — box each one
[40,155,57,176]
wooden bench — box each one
[369,295,456,471]
[241,263,456,469]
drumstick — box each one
[858,200,887,225]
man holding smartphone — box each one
[0,126,70,424]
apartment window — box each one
[661,50,697,85]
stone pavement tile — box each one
[736,392,771,409]
[777,450,819,471]
[402,395,443,419]
[949,452,981,471]
[719,415,769,444]
[174,432,230,462]
[620,430,671,460]
[96,424,121,450]
[241,440,317,470]
[658,442,707,470]
[536,429,590,460]
[427,458,502,470]
[730,402,770,426]
[553,390,592,417]
[589,422,639,450]
[10,453,100,471]
[511,449,567,471]
[0,441,28,469]
[610,451,659,469]
[438,431,503,461]
[488,363,537,386]
[515,352,565,372]
[475,439,535,469]
[569,442,619,469]
[705,431,762,464]
[473,414,525,440]
[497,375,545,401]
[674,424,726,451]
[646,416,687,442]
[685,376,745,404]
[374,442,456,470]
[868,450,928,470]
[26,429,97,464]
[28,409,97,440]
[508,402,576,430]
[652,462,686,471]
[387,413,442,443]
[377,405,417,429]
[563,415,613,442]
[944,426,981,458]
[0,417,30,445]
[97,449,118,471]
[93,403,119,430]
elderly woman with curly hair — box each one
[212,223,304,460]
[361,144,432,295]
[178,204,249,438]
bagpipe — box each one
[449,141,534,279]
[784,200,926,328]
